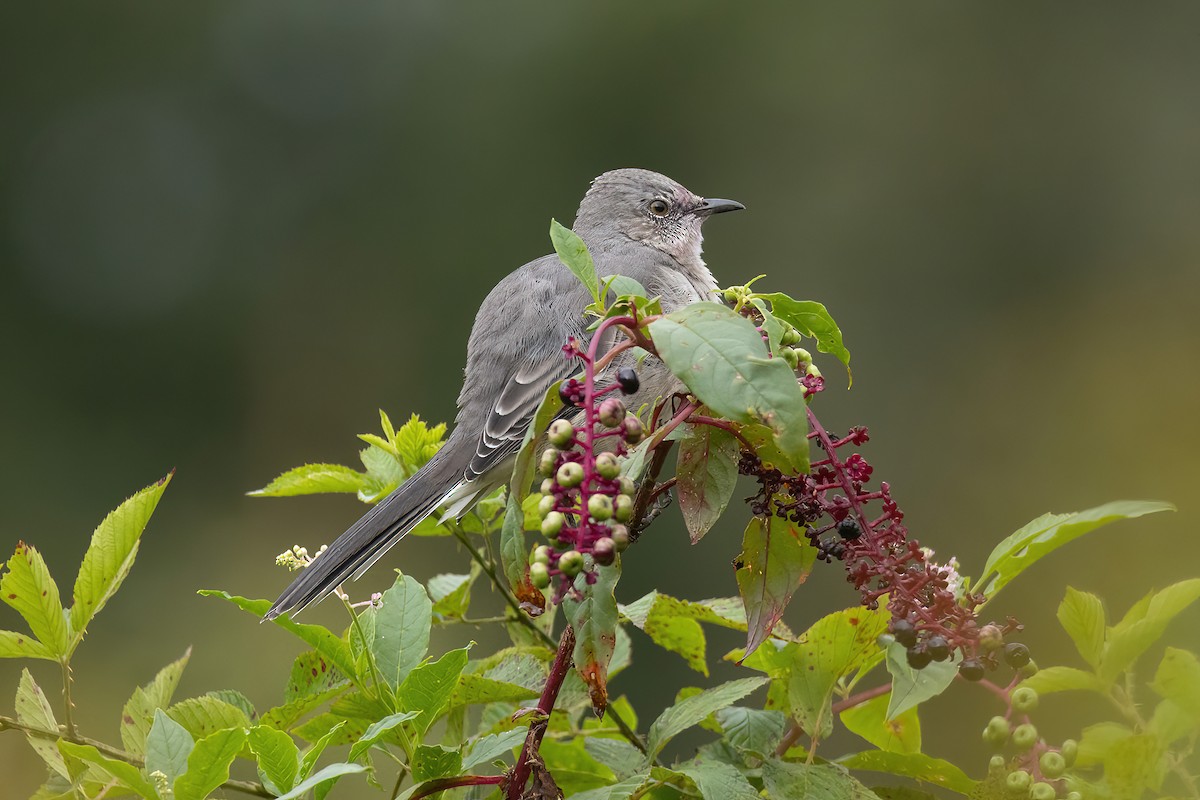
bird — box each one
[266,168,744,619]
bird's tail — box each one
[265,446,464,620]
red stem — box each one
[507,625,577,800]
[408,775,504,800]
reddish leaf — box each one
[735,514,817,659]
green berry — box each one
[1012,723,1039,751]
[598,398,627,427]
[1066,793,1082,800]
[1039,751,1066,779]
[595,452,621,479]
[793,347,813,368]
[558,550,584,577]
[1060,739,1078,767]
[540,478,554,494]
[781,326,801,346]
[539,448,560,477]
[722,288,738,303]
[609,524,630,551]
[530,545,551,566]
[805,362,822,380]
[1030,782,1056,800]
[622,416,644,444]
[1012,687,1039,713]
[537,494,556,518]
[529,562,551,588]
[983,716,1011,748]
[618,476,636,496]
[979,624,1004,652]
[548,419,575,448]
[588,494,613,521]
[876,633,896,648]
[780,347,800,369]
[1005,770,1031,794]
[1019,659,1039,679]
[613,494,634,522]
[556,461,584,488]
[592,537,616,566]
[541,511,565,537]
[988,754,1007,777]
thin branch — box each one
[407,774,504,800]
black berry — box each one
[558,379,584,407]
[1003,642,1031,669]
[906,645,933,670]
[616,368,640,394]
[891,619,918,648]
[837,518,862,540]
[958,659,986,681]
[926,635,951,662]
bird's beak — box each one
[696,197,746,217]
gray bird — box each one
[266,168,743,619]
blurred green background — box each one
[3,3,1198,796]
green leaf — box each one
[1,542,68,657]
[58,741,160,797]
[1057,587,1107,669]
[146,708,195,788]
[583,737,645,779]
[120,650,191,757]
[1149,698,1197,744]
[391,413,448,473]
[979,500,1175,599]
[541,738,616,795]
[1102,578,1200,682]
[173,727,247,800]
[370,572,433,692]
[840,691,921,754]
[449,673,540,708]
[249,725,301,796]
[285,649,348,703]
[646,676,769,760]
[715,706,787,757]
[839,751,976,794]
[412,745,463,783]
[624,592,709,676]
[885,641,958,719]
[275,763,367,800]
[208,688,256,721]
[0,629,55,660]
[756,293,852,379]
[676,758,760,800]
[676,422,740,544]
[248,463,367,497]
[550,218,601,305]
[299,721,347,780]
[568,771,653,800]
[199,590,358,679]
[564,562,621,716]
[788,605,891,739]
[1018,665,1106,695]
[396,646,471,734]
[1103,733,1166,799]
[1151,648,1200,720]
[167,695,252,740]
[16,668,69,779]
[735,514,817,658]
[649,302,809,465]
[1077,721,1133,767]
[428,572,473,619]
[346,711,420,761]
[762,759,877,800]
[462,727,528,770]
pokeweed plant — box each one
[0,224,1193,800]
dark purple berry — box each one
[1003,642,1031,669]
[616,368,640,394]
[906,645,933,670]
[926,635,951,662]
[891,619,918,648]
[558,379,584,407]
[837,518,862,540]
[958,659,986,681]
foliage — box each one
[0,230,1192,800]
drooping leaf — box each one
[564,562,621,716]
[0,629,54,660]
[756,293,852,379]
[16,668,69,779]
[840,691,921,754]
[551,218,601,305]
[396,646,471,735]
[346,711,421,762]
[371,572,433,690]
[885,641,958,720]
[1101,578,1200,682]
[167,695,252,740]
[761,759,877,800]
[146,709,195,788]
[173,727,247,800]
[978,501,1174,599]
[716,706,787,758]
[248,725,301,796]
[248,463,367,497]
[839,750,976,794]
[57,741,159,798]
[462,727,528,770]
[648,303,809,465]
[735,514,817,658]
[275,763,366,800]
[646,676,769,760]
[1,542,68,657]
[68,473,172,646]
[1057,587,1107,669]
[677,758,761,800]
[676,422,740,544]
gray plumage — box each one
[266,168,743,619]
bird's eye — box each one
[648,199,670,217]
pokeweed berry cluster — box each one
[527,337,646,603]
[981,676,1081,800]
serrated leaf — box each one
[372,572,433,690]
[391,414,447,473]
[1057,587,1106,669]
[249,725,300,796]
[167,695,251,739]
[248,463,367,497]
[1102,578,1200,682]
[1018,665,1106,695]
[885,641,958,719]
[462,726,528,770]
[649,303,809,465]
[396,646,470,734]
[450,673,540,708]
[583,737,645,779]
[736,514,817,659]
[1151,648,1200,720]
[1,542,68,657]
[121,648,191,755]
[16,668,68,778]
[677,758,760,800]
[173,726,247,800]
[788,605,890,739]
[646,676,768,760]
[276,762,367,800]
[346,711,420,761]
[58,741,159,798]
[207,688,255,721]
[551,218,601,305]
[676,422,740,544]
[564,562,621,716]
[285,649,348,703]
[840,691,921,754]
[716,706,787,757]
[298,720,347,780]
[840,750,976,794]
[294,713,367,746]
[411,744,463,783]
[199,590,358,679]
[756,293,852,379]
[762,759,877,800]
[569,771,653,800]
[146,708,194,788]
[0,629,54,660]
[979,501,1175,599]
